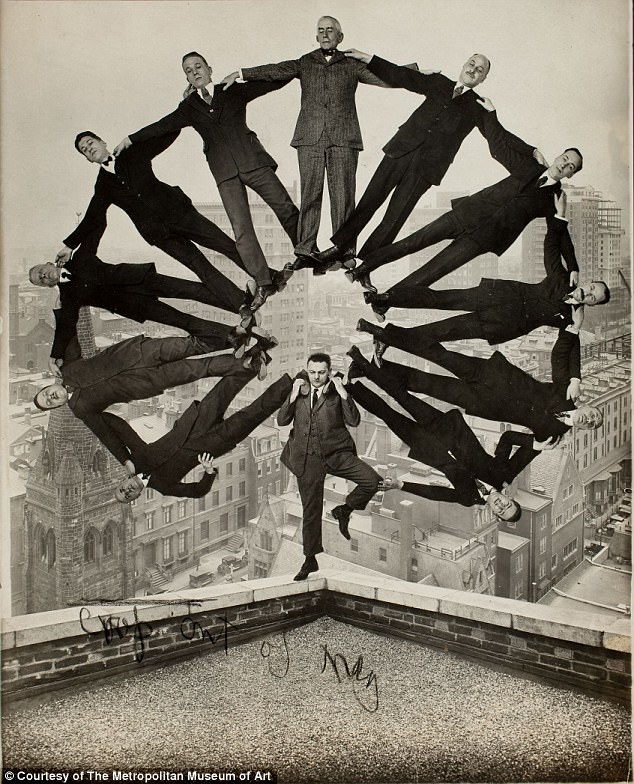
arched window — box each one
[46,530,56,569]
[84,531,96,563]
[92,449,106,475]
[103,526,114,557]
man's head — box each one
[29,263,61,287]
[74,132,109,164]
[571,280,610,306]
[548,148,583,180]
[316,16,343,51]
[34,383,68,411]
[114,474,145,503]
[569,405,603,430]
[182,51,212,89]
[307,352,331,388]
[458,54,490,88]
[487,490,521,522]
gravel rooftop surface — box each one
[3,617,630,783]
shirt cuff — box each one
[565,325,580,335]
[555,215,568,222]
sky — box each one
[1,0,631,264]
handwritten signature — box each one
[321,644,379,713]
[79,603,237,663]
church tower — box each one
[25,309,135,611]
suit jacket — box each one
[450,110,568,256]
[474,217,581,362]
[366,56,493,185]
[278,377,360,477]
[129,79,290,185]
[464,338,579,442]
[402,420,538,507]
[64,132,194,250]
[50,253,155,360]
[242,49,388,149]
[100,405,217,497]
[61,335,177,462]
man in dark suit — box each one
[29,244,246,374]
[357,209,610,358]
[112,370,293,501]
[362,336,603,444]
[222,16,391,260]
[114,51,299,313]
[312,50,493,282]
[347,346,540,516]
[358,106,583,305]
[277,352,381,580]
[56,130,247,318]
[33,333,271,463]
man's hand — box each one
[48,357,63,378]
[290,377,307,403]
[533,438,558,451]
[113,137,132,156]
[554,191,567,217]
[379,477,403,491]
[124,460,136,477]
[330,374,348,400]
[198,453,216,474]
[569,270,579,288]
[533,149,549,167]
[55,246,72,266]
[571,303,584,330]
[477,96,495,112]
[221,71,240,90]
[343,49,371,63]
[566,378,581,403]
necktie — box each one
[200,86,212,105]
[312,389,319,410]
[452,84,464,99]
[537,175,548,187]
[475,479,488,496]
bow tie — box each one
[102,156,114,167]
[59,269,72,282]
[323,51,336,58]
[537,175,548,187]
[141,473,150,481]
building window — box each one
[563,538,578,559]
[84,532,96,563]
[178,500,187,519]
[239,458,246,472]
[198,496,206,512]
[146,512,155,531]
[254,560,268,578]
[239,481,246,497]
[226,462,233,477]
[260,530,273,551]
[539,536,547,555]
[220,513,229,533]
[163,506,172,525]
[200,520,209,541]
[350,538,359,552]
[212,491,219,507]
[46,530,56,569]
[146,488,154,500]
[163,537,173,563]
[515,553,523,573]
[538,562,547,579]
[237,506,247,528]
[514,583,523,599]
[103,527,114,557]
[178,531,188,556]
[226,486,233,502]
[378,547,387,563]
[551,553,558,569]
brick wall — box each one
[2,572,629,704]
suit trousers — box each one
[297,450,381,557]
[122,351,248,404]
[332,153,433,259]
[188,373,293,454]
[155,210,245,313]
[295,138,358,255]
[383,312,485,346]
[218,167,299,285]
[388,235,482,292]
[136,270,233,349]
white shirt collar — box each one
[198,82,215,100]
[455,82,472,94]
[100,154,115,171]
[540,172,558,187]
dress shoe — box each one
[373,339,388,368]
[252,326,279,353]
[271,265,295,292]
[357,318,385,340]
[243,346,269,380]
[239,304,262,330]
[346,362,366,381]
[345,266,377,293]
[315,245,345,265]
[226,325,248,355]
[293,555,319,581]
[250,284,277,312]
[331,504,352,540]
[292,253,317,271]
